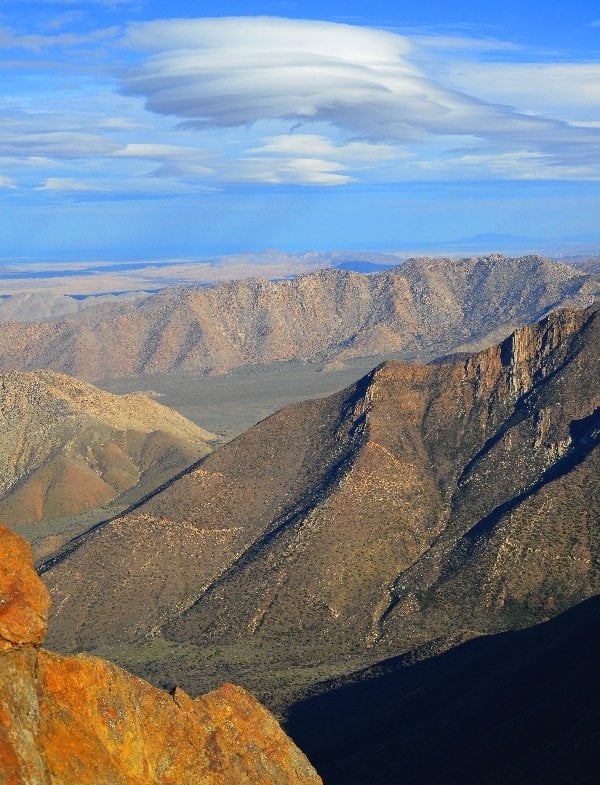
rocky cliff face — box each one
[0,255,596,379]
[41,305,599,710]
[0,525,322,785]
[0,370,214,528]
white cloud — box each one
[0,130,121,159]
[35,177,99,191]
[121,19,590,143]
[112,142,216,178]
[229,157,353,186]
[248,134,401,163]
[113,143,212,161]
[410,34,520,52]
[410,149,600,181]
[117,16,600,186]
[121,18,451,138]
[0,175,16,188]
[2,16,600,191]
[233,133,404,185]
[0,25,119,52]
[443,63,600,121]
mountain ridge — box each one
[0,254,596,379]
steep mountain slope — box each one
[285,596,600,785]
[0,370,214,527]
[0,255,597,379]
[42,305,599,707]
[0,525,322,785]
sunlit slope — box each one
[0,369,214,526]
[0,255,597,378]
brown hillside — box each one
[0,370,214,528]
[0,525,322,785]
[0,255,597,380]
[42,305,599,708]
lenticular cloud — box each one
[121,17,497,139]
[121,16,600,163]
[123,17,420,134]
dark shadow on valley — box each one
[285,595,600,785]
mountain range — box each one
[0,291,150,323]
[40,303,599,714]
[0,255,596,379]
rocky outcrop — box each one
[0,255,596,379]
[0,529,50,651]
[0,370,215,527]
[41,305,599,711]
[0,525,322,785]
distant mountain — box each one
[560,256,600,275]
[42,305,599,714]
[285,596,600,785]
[0,290,149,323]
[0,370,214,528]
[430,232,600,253]
[431,232,539,250]
[0,255,597,379]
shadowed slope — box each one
[285,596,600,785]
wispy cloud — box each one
[0,25,119,52]
[35,177,99,191]
[0,129,121,159]
[0,175,17,188]
[444,62,600,121]
[248,135,401,162]
[230,157,353,186]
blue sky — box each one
[0,0,599,260]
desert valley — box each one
[1,250,598,784]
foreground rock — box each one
[0,526,322,785]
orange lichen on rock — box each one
[0,526,322,785]
[0,526,50,651]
